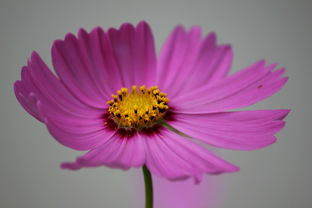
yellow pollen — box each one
[107,85,169,129]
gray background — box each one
[1,0,311,207]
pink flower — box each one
[14,21,289,182]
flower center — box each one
[107,85,169,129]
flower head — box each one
[14,21,289,182]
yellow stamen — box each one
[107,85,169,129]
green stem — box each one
[143,165,153,208]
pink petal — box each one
[14,52,111,150]
[171,61,287,113]
[77,28,121,99]
[87,26,123,94]
[14,52,103,120]
[186,44,233,90]
[169,109,290,150]
[144,128,239,182]
[61,133,146,170]
[107,21,157,88]
[36,96,115,150]
[52,37,109,108]
[156,26,233,98]
[14,80,42,122]
[45,119,115,151]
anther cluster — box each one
[107,85,169,129]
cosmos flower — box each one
[14,21,289,182]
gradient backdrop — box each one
[1,0,311,207]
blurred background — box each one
[1,0,311,207]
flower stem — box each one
[143,165,153,208]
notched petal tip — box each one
[137,20,150,28]
[13,81,25,102]
[207,164,240,176]
[278,67,286,73]
[119,22,136,31]
[64,32,78,42]
[106,21,153,37]
[51,33,78,52]
[30,50,41,61]
[107,27,118,35]
[190,25,202,32]
[231,165,240,172]
[13,80,21,90]
[90,26,104,35]
[206,31,217,44]
[175,24,187,33]
[29,51,47,71]
[283,109,291,117]
[60,162,82,170]
[222,44,232,51]
[136,21,154,36]
[77,28,89,40]
[51,39,65,52]
[270,109,291,120]
[220,161,240,173]
[282,76,289,83]
[250,59,266,68]
[20,65,28,76]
